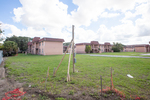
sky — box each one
[0,0,150,45]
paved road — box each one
[88,54,150,58]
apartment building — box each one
[76,41,112,54]
[123,44,150,52]
[28,37,64,55]
[123,45,135,52]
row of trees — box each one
[85,42,124,53]
[0,41,18,56]
[5,35,32,51]
[0,35,32,56]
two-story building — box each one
[123,44,150,53]
[28,37,64,55]
[76,41,112,54]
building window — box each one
[39,49,40,53]
[42,49,43,53]
[42,42,43,46]
[39,43,41,46]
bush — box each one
[112,47,120,52]
[85,45,91,53]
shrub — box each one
[85,45,91,53]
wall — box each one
[76,45,86,53]
[43,41,63,55]
[123,47,135,52]
[135,46,146,52]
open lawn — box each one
[4,53,150,99]
[91,52,150,57]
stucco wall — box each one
[32,43,36,54]
[135,47,146,52]
[43,41,63,55]
[76,45,86,54]
[100,46,105,52]
[123,47,135,52]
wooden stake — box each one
[45,67,49,91]
[72,25,75,73]
[53,68,55,76]
[110,67,112,90]
[67,42,73,82]
[100,75,102,96]
[54,39,73,76]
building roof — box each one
[124,44,150,47]
[27,42,32,46]
[39,38,64,42]
[76,41,113,46]
[32,37,40,43]
[76,43,91,45]
[91,41,99,45]
[134,44,149,47]
[104,42,111,45]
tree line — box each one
[0,35,32,56]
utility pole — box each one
[72,25,75,73]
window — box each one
[39,49,40,53]
[42,42,43,46]
[42,49,43,53]
[39,43,41,46]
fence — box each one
[0,50,3,65]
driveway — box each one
[87,54,150,58]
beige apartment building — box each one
[123,44,150,53]
[75,41,150,54]
[28,37,64,55]
[123,45,135,52]
[76,41,112,54]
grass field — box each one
[91,52,150,57]
[4,52,150,99]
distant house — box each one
[28,37,64,55]
[76,41,112,54]
[123,44,150,53]
[134,44,150,52]
[123,45,135,52]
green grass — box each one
[5,53,150,99]
[90,52,150,57]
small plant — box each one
[55,97,66,100]
[69,90,74,95]
[89,93,94,96]
[31,94,36,97]
[38,94,49,100]
[4,64,9,68]
[106,90,114,94]
[22,96,27,100]
[69,80,75,84]
[82,92,86,96]
[31,84,38,88]
[103,94,108,98]
[114,97,122,100]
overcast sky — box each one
[0,0,150,45]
